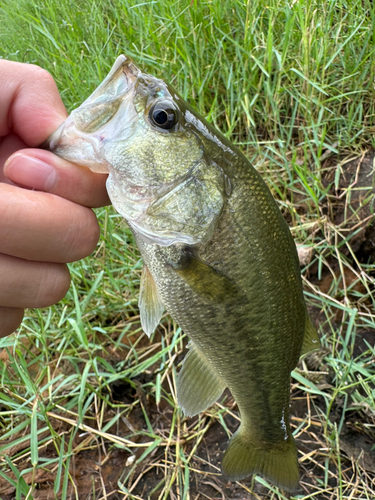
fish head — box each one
[47,55,227,246]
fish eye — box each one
[149,101,178,130]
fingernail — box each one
[4,153,57,191]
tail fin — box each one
[221,428,299,492]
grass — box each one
[1,0,375,498]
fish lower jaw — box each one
[107,190,199,246]
[106,175,153,218]
[106,175,202,247]
[47,118,111,173]
[128,220,200,247]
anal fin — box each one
[177,342,226,417]
[139,264,164,337]
[300,316,320,356]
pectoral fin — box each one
[300,317,320,356]
[139,264,164,337]
[177,342,226,416]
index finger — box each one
[0,60,67,146]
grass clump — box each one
[1,0,375,498]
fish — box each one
[45,55,320,492]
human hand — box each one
[0,60,110,338]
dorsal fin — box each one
[138,264,164,337]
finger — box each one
[0,306,24,338]
[0,60,67,145]
[0,184,100,263]
[4,149,110,208]
[0,253,70,308]
[0,133,27,181]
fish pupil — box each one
[150,102,178,130]
[154,109,169,125]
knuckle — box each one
[35,264,71,307]
[0,307,24,338]
[84,212,100,254]
[28,65,56,89]
[79,175,109,208]
[50,264,71,303]
[63,209,100,261]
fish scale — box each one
[46,55,320,492]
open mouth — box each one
[43,55,140,174]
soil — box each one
[1,151,375,499]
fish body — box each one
[46,56,319,491]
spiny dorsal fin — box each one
[177,342,226,417]
[300,316,320,356]
[139,264,164,337]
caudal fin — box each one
[221,428,299,492]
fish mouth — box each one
[43,55,140,173]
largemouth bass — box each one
[46,55,319,492]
